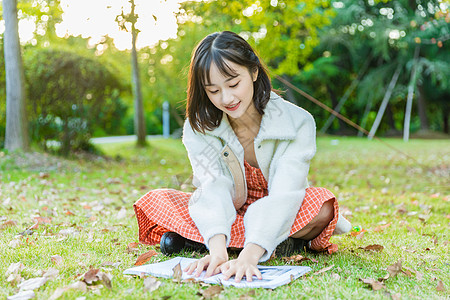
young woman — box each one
[134,31,351,282]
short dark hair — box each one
[186,31,272,133]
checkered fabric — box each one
[133,160,339,254]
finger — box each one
[246,269,253,282]
[254,267,262,280]
[194,261,207,277]
[234,269,244,282]
[213,266,221,276]
[205,262,218,278]
[186,262,197,275]
[222,267,235,281]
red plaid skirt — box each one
[134,160,339,254]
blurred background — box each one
[1,0,449,155]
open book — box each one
[123,257,311,289]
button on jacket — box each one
[182,92,317,261]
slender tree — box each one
[2,0,29,151]
[116,0,146,147]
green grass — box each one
[0,137,449,299]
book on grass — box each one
[123,257,311,289]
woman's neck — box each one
[228,103,262,139]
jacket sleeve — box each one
[243,111,317,261]
[182,120,237,248]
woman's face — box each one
[204,60,258,121]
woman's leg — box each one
[290,199,334,240]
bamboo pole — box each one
[403,45,421,142]
[368,64,402,140]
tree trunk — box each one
[3,0,29,151]
[130,0,147,147]
[416,83,429,130]
[368,64,402,139]
[443,109,449,134]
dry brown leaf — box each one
[143,277,161,293]
[282,254,311,264]
[331,273,341,280]
[43,268,59,280]
[351,229,366,237]
[360,278,385,291]
[83,269,100,285]
[0,220,17,230]
[51,255,63,265]
[416,271,423,281]
[387,260,402,278]
[373,223,391,232]
[362,244,384,252]
[437,280,445,292]
[314,264,334,275]
[134,250,157,266]
[172,262,182,282]
[391,292,402,300]
[200,285,224,299]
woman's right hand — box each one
[184,254,228,278]
[183,234,228,278]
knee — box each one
[316,200,334,226]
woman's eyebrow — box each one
[205,74,239,87]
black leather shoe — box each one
[275,237,309,258]
[160,232,207,255]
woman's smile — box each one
[225,101,241,111]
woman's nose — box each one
[222,89,234,105]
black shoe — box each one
[275,238,309,258]
[160,232,207,255]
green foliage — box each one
[179,0,335,75]
[23,48,125,154]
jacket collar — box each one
[206,92,296,143]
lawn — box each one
[0,137,448,299]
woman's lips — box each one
[225,102,240,111]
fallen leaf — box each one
[8,238,22,249]
[43,268,59,280]
[351,229,367,237]
[391,292,402,300]
[117,208,127,219]
[51,255,63,265]
[362,244,384,252]
[18,277,47,291]
[1,220,18,229]
[373,223,391,232]
[239,290,256,299]
[416,271,423,281]
[314,264,334,275]
[83,269,100,285]
[7,290,35,300]
[134,250,157,266]
[437,280,446,292]
[143,277,161,293]
[387,260,402,278]
[331,273,341,280]
[6,262,25,277]
[282,254,311,264]
[200,285,224,299]
[172,262,182,282]
[360,278,385,290]
[49,281,87,300]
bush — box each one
[24,48,126,155]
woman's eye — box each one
[230,82,240,88]
[208,90,219,94]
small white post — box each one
[162,101,170,138]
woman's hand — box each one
[220,243,265,282]
[184,254,228,278]
[220,257,262,282]
[183,234,228,278]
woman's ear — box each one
[252,67,259,82]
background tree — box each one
[116,0,147,147]
[2,0,29,151]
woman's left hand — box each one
[220,257,262,282]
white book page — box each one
[123,257,311,289]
